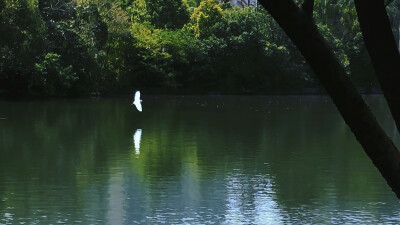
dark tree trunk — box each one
[396,19,400,52]
[389,13,399,50]
[300,0,314,19]
[258,0,400,199]
[354,0,400,133]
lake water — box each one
[0,95,399,224]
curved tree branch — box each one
[300,0,314,19]
[258,0,400,199]
[354,0,400,134]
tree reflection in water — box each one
[0,96,399,224]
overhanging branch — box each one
[354,0,400,134]
[301,0,314,19]
[259,0,400,199]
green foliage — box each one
[189,0,223,38]
[31,53,77,95]
[76,3,108,50]
[0,0,46,93]
[129,0,150,23]
[130,0,189,30]
[184,0,201,8]
[128,22,199,88]
[317,23,350,69]
[0,0,381,96]
[313,0,376,87]
[148,0,190,29]
[38,0,76,21]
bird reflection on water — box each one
[133,129,142,155]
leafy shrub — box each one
[31,53,77,96]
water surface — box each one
[0,95,399,224]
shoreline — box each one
[0,87,383,100]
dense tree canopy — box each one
[130,0,189,29]
[0,0,399,96]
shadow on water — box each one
[0,95,399,224]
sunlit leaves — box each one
[189,0,223,38]
[31,52,77,95]
[129,0,189,30]
[0,0,380,95]
[76,3,108,50]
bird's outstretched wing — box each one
[134,101,142,112]
[133,91,142,112]
[134,91,141,102]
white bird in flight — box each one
[132,91,142,112]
